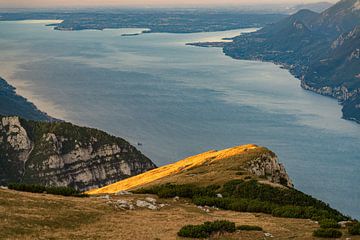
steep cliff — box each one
[0,116,156,191]
[245,152,293,188]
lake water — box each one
[0,20,359,218]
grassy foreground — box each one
[1,188,359,240]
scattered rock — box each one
[339,221,353,228]
[264,232,273,238]
[116,190,133,196]
[147,204,158,210]
[173,196,180,201]
[136,200,159,210]
[145,197,157,204]
[197,206,211,213]
[216,193,223,198]
[97,195,111,200]
[116,200,135,210]
[0,186,8,190]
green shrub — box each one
[236,225,263,231]
[319,219,340,229]
[177,220,236,238]
[178,225,209,238]
[7,183,87,197]
[313,228,342,238]
[349,222,360,235]
[138,180,348,222]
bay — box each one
[0,20,359,218]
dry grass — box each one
[1,189,358,240]
[87,144,274,195]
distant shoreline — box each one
[0,76,56,121]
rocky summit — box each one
[0,116,156,191]
[87,144,293,195]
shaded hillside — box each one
[289,2,333,13]
[0,10,286,33]
[0,77,52,121]
[224,0,360,123]
[0,116,156,191]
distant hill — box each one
[0,77,52,121]
[289,2,333,13]
[0,10,286,33]
[224,0,360,123]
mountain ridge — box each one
[87,144,293,195]
[223,0,360,123]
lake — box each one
[0,20,359,218]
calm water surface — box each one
[0,21,359,218]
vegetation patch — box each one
[178,220,236,238]
[313,228,342,238]
[319,219,340,229]
[137,180,347,221]
[236,225,263,231]
[7,183,88,197]
[349,222,360,235]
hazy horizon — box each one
[0,0,337,9]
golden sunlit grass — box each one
[87,144,267,195]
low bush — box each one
[137,180,348,222]
[313,228,342,238]
[178,225,209,238]
[349,222,360,235]
[236,225,263,231]
[319,219,340,229]
[178,220,236,238]
[7,183,88,197]
[193,196,275,214]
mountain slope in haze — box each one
[88,144,293,195]
[224,0,360,123]
[0,77,52,121]
[289,2,333,13]
[0,116,156,191]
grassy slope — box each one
[1,144,357,239]
[87,144,276,195]
[3,188,358,240]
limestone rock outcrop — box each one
[245,153,294,188]
[0,116,156,191]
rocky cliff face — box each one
[245,152,293,188]
[0,116,156,191]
